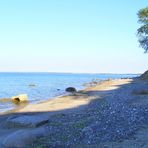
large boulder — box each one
[12,94,29,103]
[65,87,77,93]
[6,115,49,128]
[3,127,48,148]
[140,70,148,80]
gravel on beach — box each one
[30,79,148,147]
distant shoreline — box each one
[0,71,141,75]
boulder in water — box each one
[65,87,77,93]
[12,94,29,103]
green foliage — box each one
[137,7,148,53]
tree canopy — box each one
[137,7,148,53]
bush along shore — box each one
[0,73,148,147]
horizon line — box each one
[0,71,141,75]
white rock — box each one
[12,94,28,103]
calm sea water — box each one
[0,73,139,112]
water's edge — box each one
[0,73,139,112]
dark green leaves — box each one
[137,7,148,53]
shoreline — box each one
[0,73,139,114]
[0,78,101,115]
[3,78,132,115]
[1,77,148,147]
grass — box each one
[73,121,86,129]
[138,90,148,95]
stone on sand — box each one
[3,127,48,148]
[6,115,49,128]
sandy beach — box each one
[0,78,148,147]
[5,78,132,114]
[0,0,147,147]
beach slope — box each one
[0,78,148,147]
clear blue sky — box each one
[0,0,147,73]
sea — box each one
[0,72,139,112]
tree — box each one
[137,7,148,53]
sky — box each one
[0,0,147,73]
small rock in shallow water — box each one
[28,84,36,87]
[65,87,77,93]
